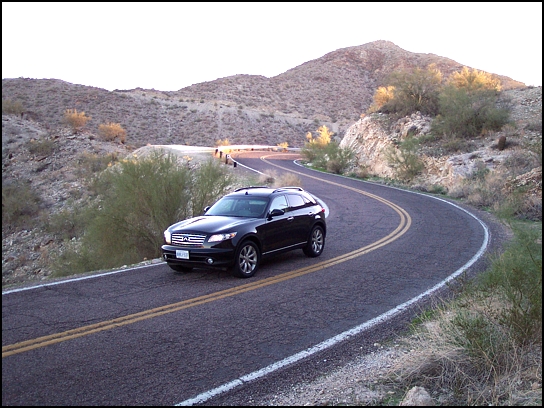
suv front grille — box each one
[172,233,207,247]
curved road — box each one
[2,151,507,406]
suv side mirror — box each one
[268,208,285,219]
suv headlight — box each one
[208,232,237,242]
[164,230,172,244]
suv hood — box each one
[169,216,252,233]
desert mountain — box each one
[1,40,539,288]
[2,40,525,150]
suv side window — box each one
[286,193,306,210]
[269,195,289,212]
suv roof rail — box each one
[234,186,268,192]
[273,186,304,193]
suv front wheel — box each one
[303,225,325,257]
[231,240,260,278]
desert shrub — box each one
[384,137,424,181]
[98,122,127,143]
[51,153,234,276]
[448,66,502,92]
[305,125,333,146]
[76,152,119,178]
[301,140,354,175]
[44,206,90,241]
[522,135,542,166]
[274,172,302,188]
[461,166,503,208]
[380,64,443,116]
[190,159,235,216]
[479,223,542,344]
[502,149,540,176]
[432,83,510,140]
[2,98,24,115]
[2,180,41,229]
[325,143,355,174]
[368,86,395,113]
[525,120,542,133]
[300,140,320,163]
[391,224,541,406]
[257,170,301,188]
[301,125,353,174]
[26,137,56,156]
[63,109,91,133]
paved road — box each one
[2,151,507,406]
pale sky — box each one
[2,2,542,91]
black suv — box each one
[161,186,327,278]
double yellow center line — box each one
[2,157,411,358]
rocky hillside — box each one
[341,86,542,193]
[2,41,525,150]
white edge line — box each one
[2,263,156,295]
[3,157,491,406]
[175,164,491,406]
[1,158,272,296]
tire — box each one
[231,240,260,278]
[303,225,325,257]
[168,264,194,273]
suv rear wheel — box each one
[231,240,260,278]
[303,225,325,257]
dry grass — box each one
[258,169,302,188]
[388,293,542,406]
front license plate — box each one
[176,250,189,259]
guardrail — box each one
[214,145,301,168]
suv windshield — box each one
[206,197,269,218]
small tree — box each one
[306,125,333,146]
[368,86,395,113]
[63,109,91,133]
[382,64,443,116]
[98,122,127,143]
[448,66,502,93]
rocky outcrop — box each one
[339,86,542,193]
[340,112,433,180]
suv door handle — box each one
[287,216,294,221]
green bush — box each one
[51,153,235,276]
[478,224,542,344]
[190,159,236,216]
[432,86,510,139]
[2,99,24,115]
[325,143,355,174]
[26,137,56,157]
[394,223,542,405]
[380,65,442,116]
[384,137,424,181]
[2,181,41,229]
[301,141,355,174]
[44,206,91,241]
[76,152,119,178]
